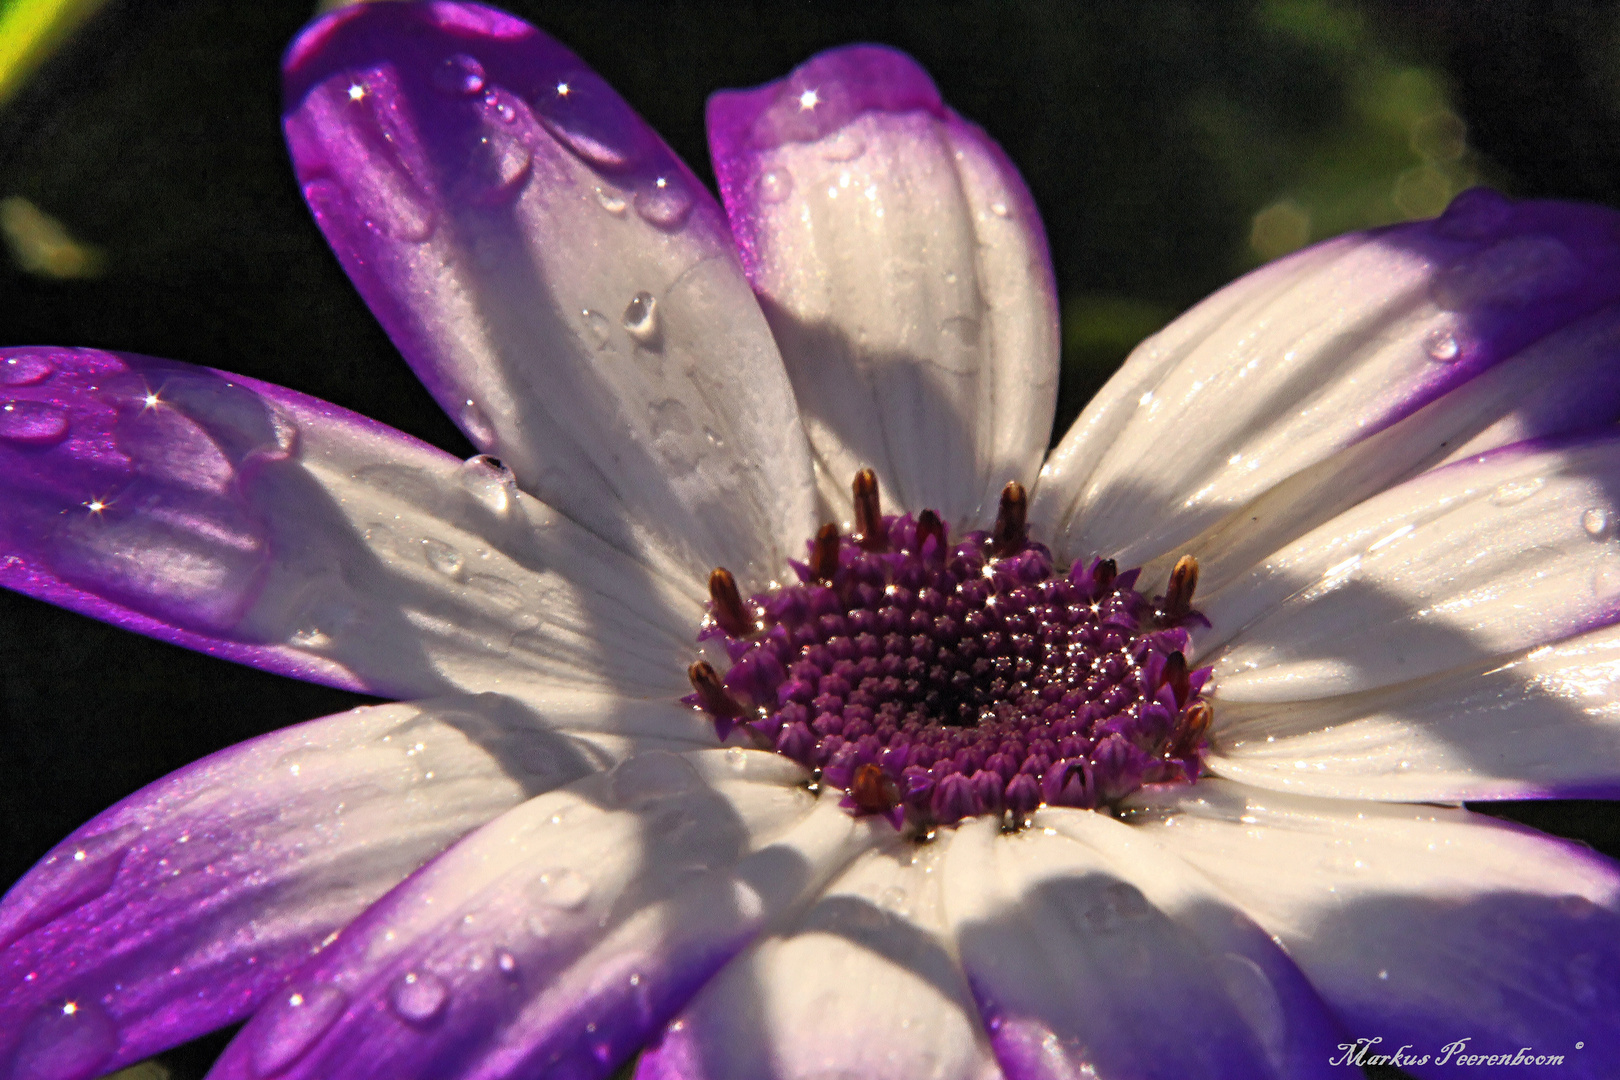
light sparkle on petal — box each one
[798,87,820,111]
[346,83,365,101]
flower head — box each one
[6,3,1620,1079]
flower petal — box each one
[708,45,1059,529]
[637,829,1001,1080]
[282,2,815,588]
[943,815,1345,1080]
[0,347,701,700]
[204,748,872,1080]
[1034,194,1620,572]
[1209,618,1620,801]
[0,694,610,1077]
[1131,779,1620,1076]
[1204,433,1620,703]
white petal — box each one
[943,815,1344,1080]
[640,828,1001,1080]
[1208,618,1620,801]
[709,46,1059,530]
[1203,435,1620,702]
[1130,779,1620,1076]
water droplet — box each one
[1583,507,1609,538]
[484,90,516,123]
[634,176,694,231]
[610,750,702,810]
[456,454,518,516]
[989,201,1009,218]
[1490,476,1545,506]
[535,78,639,170]
[458,399,496,447]
[575,309,614,351]
[536,867,592,909]
[389,970,448,1024]
[595,187,627,216]
[755,168,794,204]
[421,538,464,579]
[621,292,661,347]
[725,746,749,773]
[7,832,129,945]
[1,351,55,386]
[877,885,910,915]
[12,999,118,1080]
[249,985,347,1077]
[432,54,485,96]
[1433,236,1578,311]
[0,400,69,446]
[649,398,697,473]
[468,129,532,204]
[497,949,518,975]
[1423,328,1460,362]
[290,624,331,648]
[819,129,866,162]
[703,426,723,448]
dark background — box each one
[2,2,1619,1077]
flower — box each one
[5,2,1620,1078]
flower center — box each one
[685,471,1211,831]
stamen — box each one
[810,523,841,582]
[990,481,1028,557]
[852,469,888,552]
[707,568,751,637]
[1169,700,1212,760]
[1163,651,1190,707]
[849,762,901,816]
[1093,557,1117,592]
[687,661,742,720]
[1158,554,1199,625]
[915,508,946,555]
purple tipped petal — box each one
[1036,193,1620,575]
[204,750,869,1080]
[945,814,1346,1080]
[1205,431,1620,703]
[0,346,703,702]
[638,834,999,1080]
[708,45,1059,531]
[283,1,814,590]
[1132,779,1620,1079]
[0,695,601,1075]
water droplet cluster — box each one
[687,479,1212,830]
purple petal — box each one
[1037,192,1620,576]
[282,1,814,590]
[0,694,599,1076]
[0,345,704,702]
[708,45,1059,532]
[1132,779,1620,1079]
[203,749,868,1080]
[944,814,1347,1080]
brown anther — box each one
[1163,650,1190,707]
[688,660,742,719]
[1093,558,1118,592]
[707,567,752,637]
[990,481,1028,557]
[1169,700,1212,760]
[915,508,946,556]
[810,522,841,582]
[852,469,888,552]
[850,762,901,815]
[1157,554,1200,625]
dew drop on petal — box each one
[458,399,497,447]
[1423,328,1460,362]
[634,176,693,231]
[535,867,591,909]
[421,538,464,579]
[725,746,749,773]
[621,291,660,347]
[819,129,866,162]
[1583,507,1609,538]
[580,308,614,349]
[1,351,55,386]
[484,90,516,123]
[0,400,69,446]
[431,54,485,96]
[609,750,702,809]
[497,949,518,976]
[9,832,129,943]
[989,200,1009,218]
[595,187,628,216]
[389,970,449,1025]
[755,168,794,204]
[12,999,118,1080]
[1489,476,1545,507]
[249,985,348,1078]
[456,454,518,516]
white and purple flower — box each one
[6,3,1620,1078]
